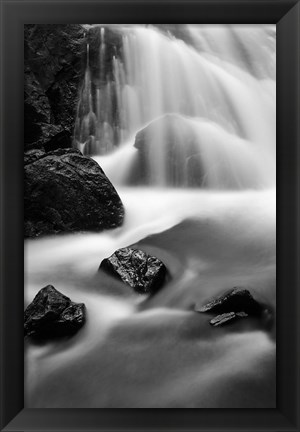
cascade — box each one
[26,25,276,408]
[74,24,275,189]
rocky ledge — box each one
[99,247,167,295]
[196,287,272,327]
[24,285,86,340]
[24,148,125,237]
[196,288,264,316]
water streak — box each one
[74,24,275,189]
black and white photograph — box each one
[24,24,276,408]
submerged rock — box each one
[24,285,86,339]
[209,311,248,327]
[196,287,263,316]
[24,148,125,237]
[99,247,167,294]
[128,114,204,186]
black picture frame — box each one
[1,0,299,430]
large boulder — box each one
[24,148,125,237]
[24,24,86,150]
[127,114,204,186]
[99,247,167,294]
[24,285,86,339]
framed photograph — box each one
[1,0,299,431]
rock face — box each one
[99,247,167,294]
[128,114,204,186]
[196,288,263,316]
[24,285,86,339]
[24,148,125,237]
[24,24,86,150]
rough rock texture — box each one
[24,285,86,339]
[196,288,264,316]
[24,24,86,150]
[99,247,167,294]
[24,148,125,237]
[209,311,248,327]
[128,114,204,186]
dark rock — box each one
[99,247,167,294]
[55,303,86,334]
[24,149,46,165]
[209,311,248,327]
[24,70,52,147]
[24,285,86,339]
[24,148,125,237]
[24,24,86,150]
[196,288,264,316]
[43,130,72,152]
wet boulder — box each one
[24,285,86,339]
[196,287,264,316]
[24,148,125,237]
[99,247,167,294]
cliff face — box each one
[24,24,86,150]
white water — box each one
[75,24,275,188]
[25,24,276,408]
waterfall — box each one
[74,24,275,189]
[26,25,276,408]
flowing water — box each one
[25,24,276,408]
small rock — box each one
[209,311,248,327]
[99,247,167,294]
[24,285,86,340]
[196,287,263,316]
